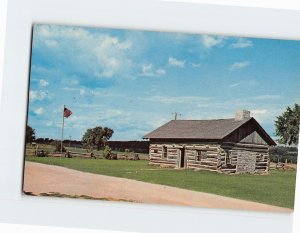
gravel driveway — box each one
[23,161,292,212]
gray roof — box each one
[143,118,251,139]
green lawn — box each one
[25,156,297,209]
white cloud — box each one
[63,87,85,96]
[45,121,53,126]
[156,69,166,76]
[62,87,78,91]
[230,61,250,71]
[251,109,267,115]
[142,64,154,75]
[253,95,282,100]
[34,107,45,115]
[62,87,122,99]
[143,95,211,104]
[79,89,86,96]
[247,79,258,86]
[250,109,272,123]
[140,64,166,77]
[229,79,258,88]
[229,82,241,88]
[29,90,48,102]
[94,36,132,78]
[77,104,105,108]
[168,57,185,68]
[192,63,202,68]
[39,79,49,87]
[70,80,79,85]
[230,38,253,49]
[201,35,225,48]
[44,39,58,48]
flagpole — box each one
[61,105,65,153]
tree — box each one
[275,104,300,145]
[82,126,114,151]
[26,125,36,143]
[103,127,114,145]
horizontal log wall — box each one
[149,142,270,174]
[149,143,221,169]
[254,150,269,173]
[149,144,178,168]
[185,144,220,171]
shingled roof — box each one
[143,117,276,145]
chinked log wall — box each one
[149,143,220,170]
[149,144,178,168]
[221,142,269,174]
[149,142,270,174]
[185,144,220,172]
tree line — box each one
[269,146,298,163]
[26,103,300,159]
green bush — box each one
[103,145,112,159]
[52,141,66,152]
[36,150,48,157]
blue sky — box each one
[27,24,300,141]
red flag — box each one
[64,107,72,118]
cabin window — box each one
[195,150,207,161]
[162,146,167,159]
[225,152,231,165]
[153,149,158,153]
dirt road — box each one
[23,161,292,212]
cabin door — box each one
[179,148,186,168]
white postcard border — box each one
[0,1,299,232]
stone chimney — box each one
[235,110,250,121]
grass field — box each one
[25,156,297,209]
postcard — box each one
[23,24,299,213]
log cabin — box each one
[143,110,276,174]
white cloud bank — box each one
[34,25,134,79]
